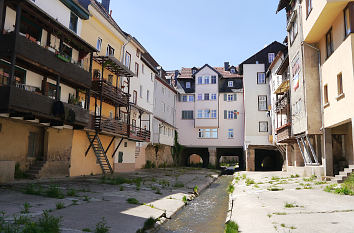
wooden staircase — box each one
[86,132,113,174]
[332,165,354,183]
[26,161,46,178]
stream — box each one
[157,175,232,233]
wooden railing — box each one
[90,114,129,136]
[129,125,151,142]
[276,123,292,143]
[91,79,129,106]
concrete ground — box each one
[229,171,354,233]
[0,168,218,233]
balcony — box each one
[91,79,130,106]
[275,93,290,112]
[0,33,91,88]
[129,126,151,142]
[276,123,294,143]
[89,115,129,137]
[0,85,89,127]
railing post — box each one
[0,0,5,33]
[9,3,22,85]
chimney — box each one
[224,62,230,71]
[102,0,110,12]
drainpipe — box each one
[120,36,132,63]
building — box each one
[240,42,287,171]
[0,0,96,178]
[300,0,354,177]
[174,64,244,167]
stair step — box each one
[340,170,353,176]
[344,168,354,173]
[349,165,354,169]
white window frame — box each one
[228,81,234,87]
[228,129,234,139]
[211,94,217,100]
[186,82,191,88]
[211,110,217,119]
[228,111,234,119]
[188,95,194,102]
[227,94,234,102]
[96,37,102,52]
[198,94,203,101]
[259,121,268,132]
[197,110,203,118]
[257,72,266,84]
[204,76,210,84]
[268,53,275,63]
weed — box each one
[24,184,42,195]
[159,179,170,188]
[280,223,286,227]
[245,178,255,186]
[225,220,239,233]
[227,184,235,194]
[144,160,155,169]
[290,174,300,178]
[155,188,162,195]
[46,185,64,199]
[193,185,198,194]
[267,214,272,218]
[267,187,284,191]
[182,196,188,204]
[21,202,31,214]
[13,215,31,225]
[314,181,327,185]
[242,174,247,179]
[82,228,92,232]
[173,182,184,188]
[271,176,280,181]
[95,218,110,233]
[83,196,90,202]
[143,217,156,230]
[66,189,77,197]
[303,175,317,182]
[120,186,124,191]
[14,163,29,179]
[296,187,301,190]
[273,212,287,215]
[127,198,140,205]
[284,202,299,208]
[290,226,297,229]
[254,185,260,188]
[56,202,65,210]
[101,175,130,185]
[151,177,157,182]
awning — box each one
[94,56,135,77]
[274,79,290,94]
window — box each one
[230,68,236,74]
[69,12,78,33]
[106,44,115,56]
[344,7,351,37]
[228,129,234,139]
[198,77,203,84]
[204,93,209,101]
[204,109,210,118]
[225,93,236,102]
[326,29,334,58]
[139,85,143,98]
[147,90,150,102]
[142,64,145,74]
[198,94,203,101]
[268,53,275,63]
[182,95,187,102]
[211,76,217,84]
[228,81,234,87]
[324,84,329,104]
[197,110,203,118]
[259,122,268,132]
[186,82,191,88]
[211,94,217,100]
[125,52,131,68]
[135,63,139,76]
[133,90,137,104]
[109,111,113,119]
[337,73,343,96]
[258,95,267,111]
[198,129,217,139]
[257,72,266,84]
[182,111,193,119]
[306,0,313,16]
[188,95,194,102]
[204,76,210,84]
[289,17,298,44]
[211,110,217,119]
[96,38,102,51]
[228,111,234,119]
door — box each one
[27,130,44,160]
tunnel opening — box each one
[188,154,204,167]
[255,149,283,171]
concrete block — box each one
[0,161,15,183]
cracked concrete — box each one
[0,168,218,233]
[229,171,354,233]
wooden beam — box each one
[9,3,21,85]
[0,0,5,33]
[112,138,123,158]
[105,136,115,154]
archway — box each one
[188,154,204,167]
[255,149,283,171]
[182,147,209,168]
[216,148,244,170]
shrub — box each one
[144,160,155,169]
[143,217,156,230]
[21,202,31,214]
[225,221,239,233]
[14,163,28,179]
[127,198,139,205]
[95,218,110,233]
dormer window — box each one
[230,68,236,74]
[228,81,234,87]
[268,53,275,63]
[186,82,191,88]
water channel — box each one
[157,175,232,233]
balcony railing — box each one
[129,125,151,142]
[0,85,89,127]
[275,93,290,112]
[89,115,129,136]
[276,123,293,143]
[91,79,129,106]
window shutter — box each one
[224,94,227,101]
[224,110,227,119]
[234,110,238,119]
[233,94,237,101]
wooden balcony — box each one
[89,115,129,137]
[0,33,91,88]
[276,123,295,143]
[91,79,129,106]
[275,93,290,112]
[129,126,151,142]
[0,85,89,127]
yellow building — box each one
[301,0,354,177]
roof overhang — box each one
[94,56,135,77]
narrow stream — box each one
[157,176,232,233]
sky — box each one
[109,0,287,70]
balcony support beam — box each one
[9,3,22,85]
[112,137,123,158]
[105,136,115,154]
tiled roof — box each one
[177,66,242,79]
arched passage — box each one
[188,154,204,167]
[255,149,283,171]
[182,148,209,168]
[217,148,244,170]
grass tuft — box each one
[225,220,239,233]
[127,198,140,205]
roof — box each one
[219,78,243,93]
[177,65,242,79]
[60,0,90,19]
[276,0,291,13]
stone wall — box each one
[145,144,174,167]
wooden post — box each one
[0,0,5,33]
[9,3,22,85]
[56,75,60,101]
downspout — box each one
[120,36,132,63]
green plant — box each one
[227,184,235,194]
[242,174,247,179]
[284,202,299,208]
[13,215,31,225]
[174,182,184,188]
[72,200,79,205]
[21,202,31,214]
[95,218,110,233]
[155,188,162,195]
[280,223,286,227]
[303,175,317,182]
[66,189,77,197]
[171,131,184,166]
[182,195,188,204]
[24,184,42,195]
[245,178,255,186]
[101,176,130,185]
[193,185,198,194]
[46,185,64,199]
[267,186,284,191]
[56,202,65,210]
[82,228,92,232]
[273,212,287,215]
[225,221,239,233]
[127,198,139,205]
[120,186,124,191]
[144,160,155,169]
[143,217,156,231]
[83,196,90,202]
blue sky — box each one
[110,0,286,70]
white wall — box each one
[114,139,136,163]
[243,64,272,148]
